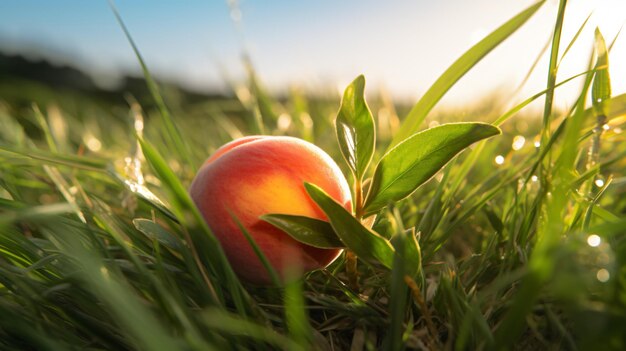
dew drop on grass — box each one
[595,179,605,187]
[495,155,504,165]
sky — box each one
[1,0,625,108]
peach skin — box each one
[189,136,351,285]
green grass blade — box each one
[284,270,314,349]
[557,12,592,68]
[387,0,544,150]
[231,212,282,287]
[201,308,304,350]
[133,218,184,251]
[42,220,186,351]
[540,0,567,139]
[0,203,73,226]
[592,28,611,114]
[107,0,194,169]
[0,145,108,171]
[138,136,252,313]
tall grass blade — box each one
[108,0,194,169]
[387,1,544,150]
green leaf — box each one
[132,218,183,250]
[387,0,544,150]
[304,183,394,269]
[364,123,501,215]
[336,75,376,180]
[592,28,611,114]
[260,214,344,249]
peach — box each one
[189,136,352,285]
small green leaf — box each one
[387,1,544,150]
[592,28,611,114]
[132,218,183,250]
[364,123,501,215]
[304,183,394,269]
[336,75,376,180]
[260,214,344,249]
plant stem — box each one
[347,177,364,291]
[404,275,438,349]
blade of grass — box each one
[108,0,194,170]
[387,0,545,150]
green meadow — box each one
[1,1,625,350]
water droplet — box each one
[595,179,605,187]
[495,155,504,165]
[531,175,538,182]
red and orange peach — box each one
[189,136,351,285]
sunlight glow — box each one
[595,179,605,187]
[567,1,626,100]
[512,135,526,151]
[495,155,505,165]
[277,113,292,131]
[587,234,601,247]
[85,136,102,152]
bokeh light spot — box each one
[587,234,601,247]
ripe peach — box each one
[189,136,351,285]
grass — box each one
[1,1,626,350]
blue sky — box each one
[1,0,625,107]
